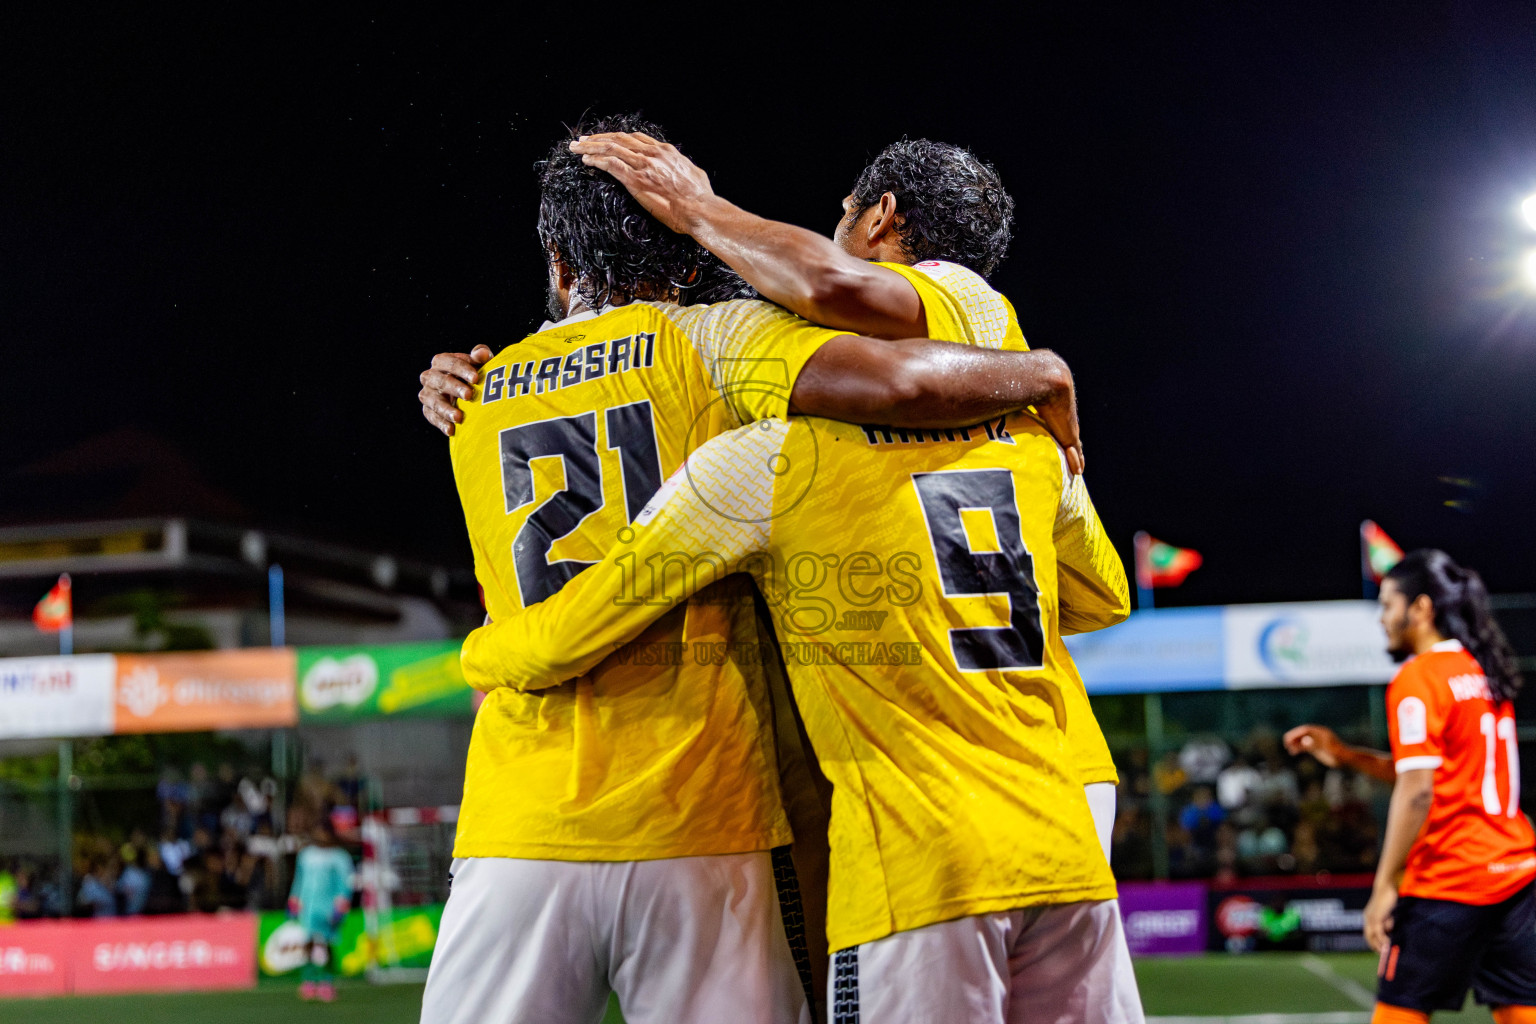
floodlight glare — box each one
[1524,249,1536,290]
[1523,194,1536,231]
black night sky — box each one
[4,5,1535,607]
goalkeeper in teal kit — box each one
[288,820,355,1002]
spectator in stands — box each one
[159,828,192,878]
[1179,735,1232,786]
[1178,786,1226,852]
[1154,751,1188,795]
[77,861,117,917]
[1216,755,1261,811]
[117,846,150,915]
[1110,803,1154,879]
[1120,747,1152,803]
[1236,812,1289,874]
[1290,820,1322,874]
[156,768,191,839]
[142,846,185,914]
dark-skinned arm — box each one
[570,132,926,340]
[1282,725,1396,783]
[789,336,1082,470]
[418,335,1083,470]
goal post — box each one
[358,804,458,983]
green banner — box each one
[296,641,474,722]
[257,903,445,976]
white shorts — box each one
[1085,781,1117,864]
[419,852,810,1024]
[828,900,1145,1024]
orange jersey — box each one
[1387,639,1536,904]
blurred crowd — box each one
[0,757,364,920]
[1110,728,1386,880]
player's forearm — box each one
[792,339,1072,429]
[460,601,612,693]
[1338,745,1396,783]
[461,476,758,692]
[1374,773,1433,891]
[682,195,925,339]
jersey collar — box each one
[538,303,620,333]
[1429,639,1464,653]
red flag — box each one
[1135,533,1203,588]
[33,574,72,632]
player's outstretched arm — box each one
[418,345,493,436]
[570,132,926,340]
[1282,725,1395,782]
[1054,470,1130,633]
[460,430,770,692]
[790,337,1084,472]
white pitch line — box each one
[1298,954,1377,1010]
[1149,1015,1370,1024]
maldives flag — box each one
[1360,520,1404,582]
[33,574,72,631]
[1134,532,1203,588]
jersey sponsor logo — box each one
[480,333,657,406]
[1398,696,1428,745]
[1448,673,1492,702]
[860,417,1013,446]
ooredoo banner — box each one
[1116,882,1207,955]
[113,650,297,733]
[1224,601,1395,688]
[0,655,116,740]
[1208,878,1373,953]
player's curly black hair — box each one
[847,139,1015,278]
[536,113,709,311]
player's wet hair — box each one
[1385,549,1523,702]
[848,139,1015,277]
[536,114,707,311]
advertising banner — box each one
[1208,878,1373,953]
[1116,882,1207,955]
[0,920,73,997]
[257,904,444,976]
[296,642,472,723]
[1066,608,1225,695]
[113,650,297,733]
[1224,601,1395,688]
[0,655,116,740]
[70,913,257,994]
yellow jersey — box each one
[460,411,1129,950]
[882,259,1119,786]
[448,298,846,860]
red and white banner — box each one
[0,920,72,997]
[0,913,257,997]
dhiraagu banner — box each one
[258,904,445,976]
[296,641,473,722]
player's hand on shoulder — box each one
[1283,724,1343,767]
[419,345,492,436]
[1029,351,1084,475]
[570,131,715,235]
